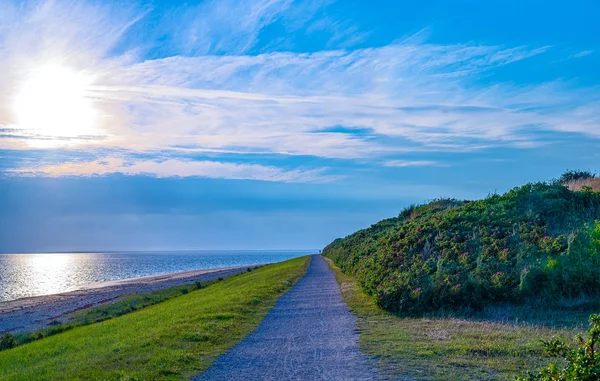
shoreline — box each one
[74,265,250,290]
[0,264,262,334]
[1,266,248,306]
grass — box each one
[0,256,310,380]
[12,277,230,348]
[323,256,592,381]
[66,279,222,326]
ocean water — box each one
[0,250,312,303]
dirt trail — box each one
[196,255,378,381]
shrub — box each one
[517,313,600,381]
[559,170,596,184]
[0,333,17,351]
[324,182,600,314]
[591,221,600,255]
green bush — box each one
[0,333,16,351]
[324,182,600,314]
[591,222,600,255]
[518,313,600,380]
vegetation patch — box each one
[0,256,310,380]
[324,180,600,314]
[324,257,591,381]
[517,314,600,381]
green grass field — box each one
[12,277,230,348]
[0,256,310,380]
[324,256,590,381]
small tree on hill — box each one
[559,170,596,184]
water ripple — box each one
[0,250,310,302]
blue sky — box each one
[0,0,599,252]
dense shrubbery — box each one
[324,181,600,314]
[518,314,600,381]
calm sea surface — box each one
[0,250,312,303]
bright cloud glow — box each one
[13,64,99,144]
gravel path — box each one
[0,266,253,334]
[196,255,378,381]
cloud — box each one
[9,157,336,183]
[174,0,296,55]
[89,51,599,158]
[570,50,593,59]
[0,0,599,180]
[383,160,442,167]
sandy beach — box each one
[0,265,257,334]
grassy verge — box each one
[0,256,310,380]
[323,256,588,381]
[12,276,231,347]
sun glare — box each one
[14,65,99,144]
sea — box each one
[0,250,313,303]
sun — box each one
[14,65,99,143]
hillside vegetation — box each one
[324,178,600,315]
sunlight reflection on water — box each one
[0,251,309,302]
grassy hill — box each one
[324,179,600,315]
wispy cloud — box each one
[174,0,296,55]
[0,0,599,180]
[9,157,335,183]
[570,50,593,59]
[383,160,442,167]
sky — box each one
[0,0,599,253]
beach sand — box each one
[0,265,257,334]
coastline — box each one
[74,265,250,290]
[0,264,261,334]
